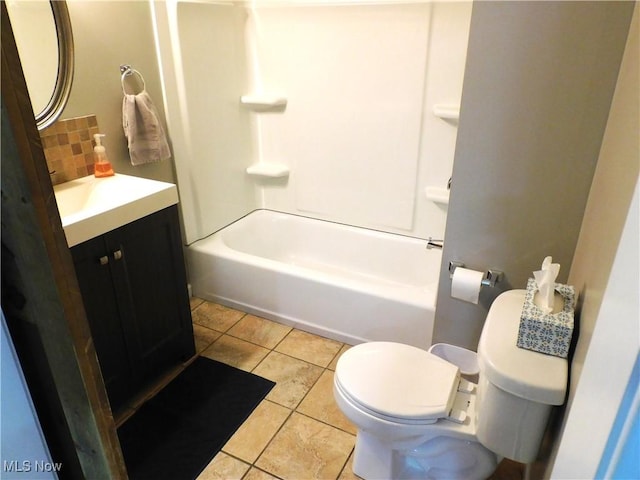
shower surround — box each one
[152,0,471,242]
[151,0,471,344]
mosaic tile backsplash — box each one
[40,114,100,185]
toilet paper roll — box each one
[451,267,484,304]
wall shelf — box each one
[425,186,450,206]
[433,104,460,121]
[246,163,290,178]
[240,94,288,111]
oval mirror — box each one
[6,0,74,130]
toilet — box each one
[334,289,568,480]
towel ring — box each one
[120,64,146,95]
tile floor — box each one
[189,297,358,480]
[132,297,524,480]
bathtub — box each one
[187,210,442,348]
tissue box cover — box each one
[517,278,575,358]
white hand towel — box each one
[122,91,171,166]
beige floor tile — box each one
[223,400,291,463]
[253,351,324,409]
[338,453,362,480]
[275,329,343,367]
[297,370,357,435]
[190,296,205,310]
[197,452,250,480]
[328,344,352,371]
[192,302,245,332]
[244,468,281,480]
[193,324,222,353]
[227,314,292,349]
[201,335,270,372]
[256,412,355,480]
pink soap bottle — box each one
[93,134,115,177]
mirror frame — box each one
[35,1,74,130]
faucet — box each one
[426,237,443,250]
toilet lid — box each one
[335,342,460,421]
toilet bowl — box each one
[334,342,497,480]
[334,290,568,480]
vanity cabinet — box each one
[71,205,195,411]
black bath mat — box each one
[117,356,275,480]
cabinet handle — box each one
[113,249,123,261]
[99,255,109,266]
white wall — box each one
[153,1,471,244]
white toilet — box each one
[334,289,567,480]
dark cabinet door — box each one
[71,206,194,411]
[71,235,134,410]
[108,206,194,385]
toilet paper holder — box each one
[449,261,503,288]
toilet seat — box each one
[335,342,460,423]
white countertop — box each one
[53,174,179,247]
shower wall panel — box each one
[153,1,471,243]
[253,4,431,231]
[252,2,471,238]
[153,2,259,244]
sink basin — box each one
[54,174,179,247]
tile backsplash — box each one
[40,115,99,185]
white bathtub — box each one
[187,210,442,348]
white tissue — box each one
[533,256,560,314]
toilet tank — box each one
[475,289,568,463]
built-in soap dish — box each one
[240,94,288,111]
[432,104,460,122]
[246,163,290,178]
[425,186,450,206]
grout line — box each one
[248,403,296,476]
[271,327,294,351]
[336,445,357,480]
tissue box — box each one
[517,278,575,358]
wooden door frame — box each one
[1,5,126,478]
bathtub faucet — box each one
[426,237,443,250]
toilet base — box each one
[352,430,497,480]
[352,430,394,479]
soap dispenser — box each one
[93,133,115,177]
